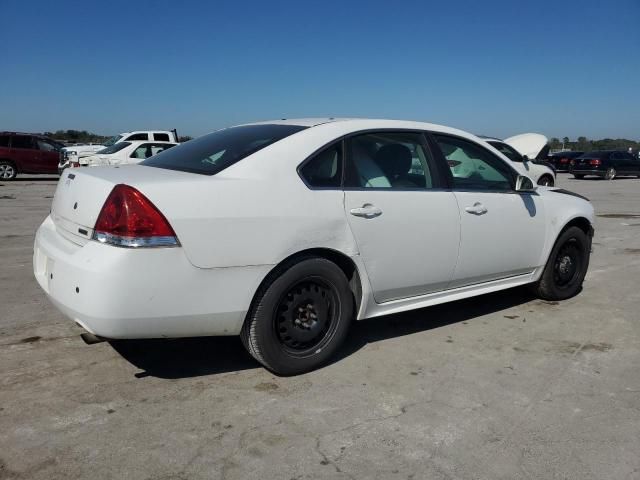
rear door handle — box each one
[350,204,382,218]
[464,202,488,215]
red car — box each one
[0,132,64,180]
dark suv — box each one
[0,132,64,180]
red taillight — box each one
[559,158,569,164]
[70,161,80,168]
[590,159,601,166]
[93,184,178,247]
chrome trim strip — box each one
[92,232,180,248]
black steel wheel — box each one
[533,226,591,300]
[537,175,554,187]
[241,257,354,375]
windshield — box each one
[97,142,131,154]
[102,135,124,147]
[488,141,523,162]
[142,124,308,175]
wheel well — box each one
[562,217,593,237]
[255,248,363,314]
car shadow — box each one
[110,286,536,379]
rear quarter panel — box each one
[135,125,361,269]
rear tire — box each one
[573,174,584,179]
[605,167,616,180]
[533,226,590,301]
[0,160,17,180]
[241,257,354,375]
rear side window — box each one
[153,133,170,141]
[0,135,9,147]
[11,135,34,149]
[125,133,149,141]
[344,132,436,189]
[300,143,342,188]
[142,124,307,175]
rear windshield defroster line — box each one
[141,124,308,175]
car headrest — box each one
[375,143,412,178]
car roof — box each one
[241,118,483,141]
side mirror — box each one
[515,175,536,192]
[522,155,529,163]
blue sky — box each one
[1,0,638,139]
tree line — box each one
[42,129,193,143]
[549,136,639,152]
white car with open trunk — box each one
[34,118,594,375]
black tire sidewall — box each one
[248,258,354,375]
[538,226,590,300]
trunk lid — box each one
[51,165,198,246]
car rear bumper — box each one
[33,215,272,339]
[571,169,605,177]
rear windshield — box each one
[141,124,308,175]
[579,151,607,159]
[98,142,131,154]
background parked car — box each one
[481,134,556,186]
[546,151,584,171]
[571,151,640,179]
[0,132,64,180]
[59,130,179,172]
[82,141,177,167]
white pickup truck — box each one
[58,130,178,172]
[84,140,177,167]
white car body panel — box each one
[34,118,594,339]
[344,190,460,302]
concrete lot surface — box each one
[1,174,639,479]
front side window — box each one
[142,124,307,175]
[11,135,34,149]
[36,139,58,152]
[300,143,342,188]
[98,142,131,155]
[0,135,9,147]
[153,133,170,142]
[344,132,435,189]
[434,135,513,191]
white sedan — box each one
[81,140,177,167]
[480,134,556,186]
[33,118,594,375]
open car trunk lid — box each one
[504,133,548,160]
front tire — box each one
[537,175,554,187]
[533,226,591,301]
[241,257,354,375]
[0,160,17,180]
